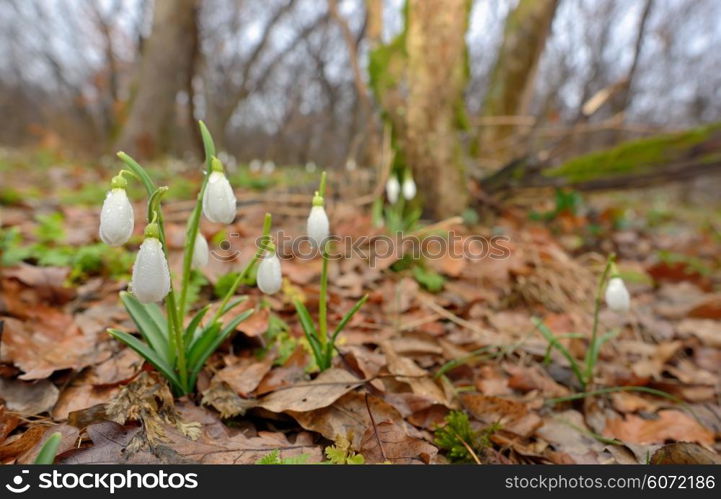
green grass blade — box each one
[331,294,368,342]
[532,317,585,388]
[107,329,182,392]
[187,309,253,375]
[186,310,253,389]
[219,296,248,317]
[34,432,62,464]
[120,291,169,364]
[184,304,210,346]
[293,299,317,337]
[585,329,619,381]
[293,299,323,362]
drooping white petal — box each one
[262,161,275,174]
[202,171,236,224]
[131,237,171,303]
[99,188,134,246]
[402,177,417,200]
[386,176,400,204]
[192,233,209,268]
[307,205,329,248]
[605,277,630,312]
[257,252,282,294]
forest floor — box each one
[1,150,721,464]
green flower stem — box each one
[117,152,155,197]
[318,171,327,198]
[545,385,683,406]
[116,151,186,388]
[318,240,330,346]
[584,253,615,385]
[210,213,273,326]
[178,121,215,323]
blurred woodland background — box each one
[1,0,721,218]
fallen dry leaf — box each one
[18,424,79,464]
[288,392,401,450]
[0,378,58,415]
[214,357,273,397]
[257,368,362,413]
[461,393,543,438]
[360,420,438,464]
[381,341,448,405]
[1,313,103,380]
[604,410,714,446]
[650,442,721,464]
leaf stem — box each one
[585,253,615,385]
[319,240,329,347]
[178,121,215,324]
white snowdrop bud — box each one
[307,204,329,248]
[249,159,262,173]
[257,251,282,295]
[262,161,275,174]
[402,175,417,200]
[386,176,400,204]
[131,231,170,303]
[99,182,134,246]
[605,276,630,312]
[192,233,209,268]
[202,160,236,224]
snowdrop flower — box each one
[257,249,282,295]
[346,159,357,172]
[402,173,417,200]
[262,160,275,175]
[605,276,630,312]
[305,161,317,173]
[386,175,400,204]
[99,175,134,246]
[192,233,209,268]
[131,224,170,303]
[249,159,262,173]
[202,158,236,224]
[307,191,329,248]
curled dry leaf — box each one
[505,363,570,398]
[360,420,438,464]
[0,426,46,462]
[0,407,21,444]
[603,410,714,446]
[0,378,58,415]
[536,410,608,464]
[650,442,721,464]
[17,424,79,464]
[214,357,273,397]
[461,393,543,438]
[257,368,362,413]
[288,391,401,449]
[1,315,99,380]
[381,341,448,405]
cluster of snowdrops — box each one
[97,122,632,397]
[97,122,366,395]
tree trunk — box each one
[117,0,198,159]
[478,0,558,167]
[404,0,470,219]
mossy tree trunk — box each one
[117,0,198,159]
[478,0,558,167]
[405,0,470,219]
[480,123,721,193]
